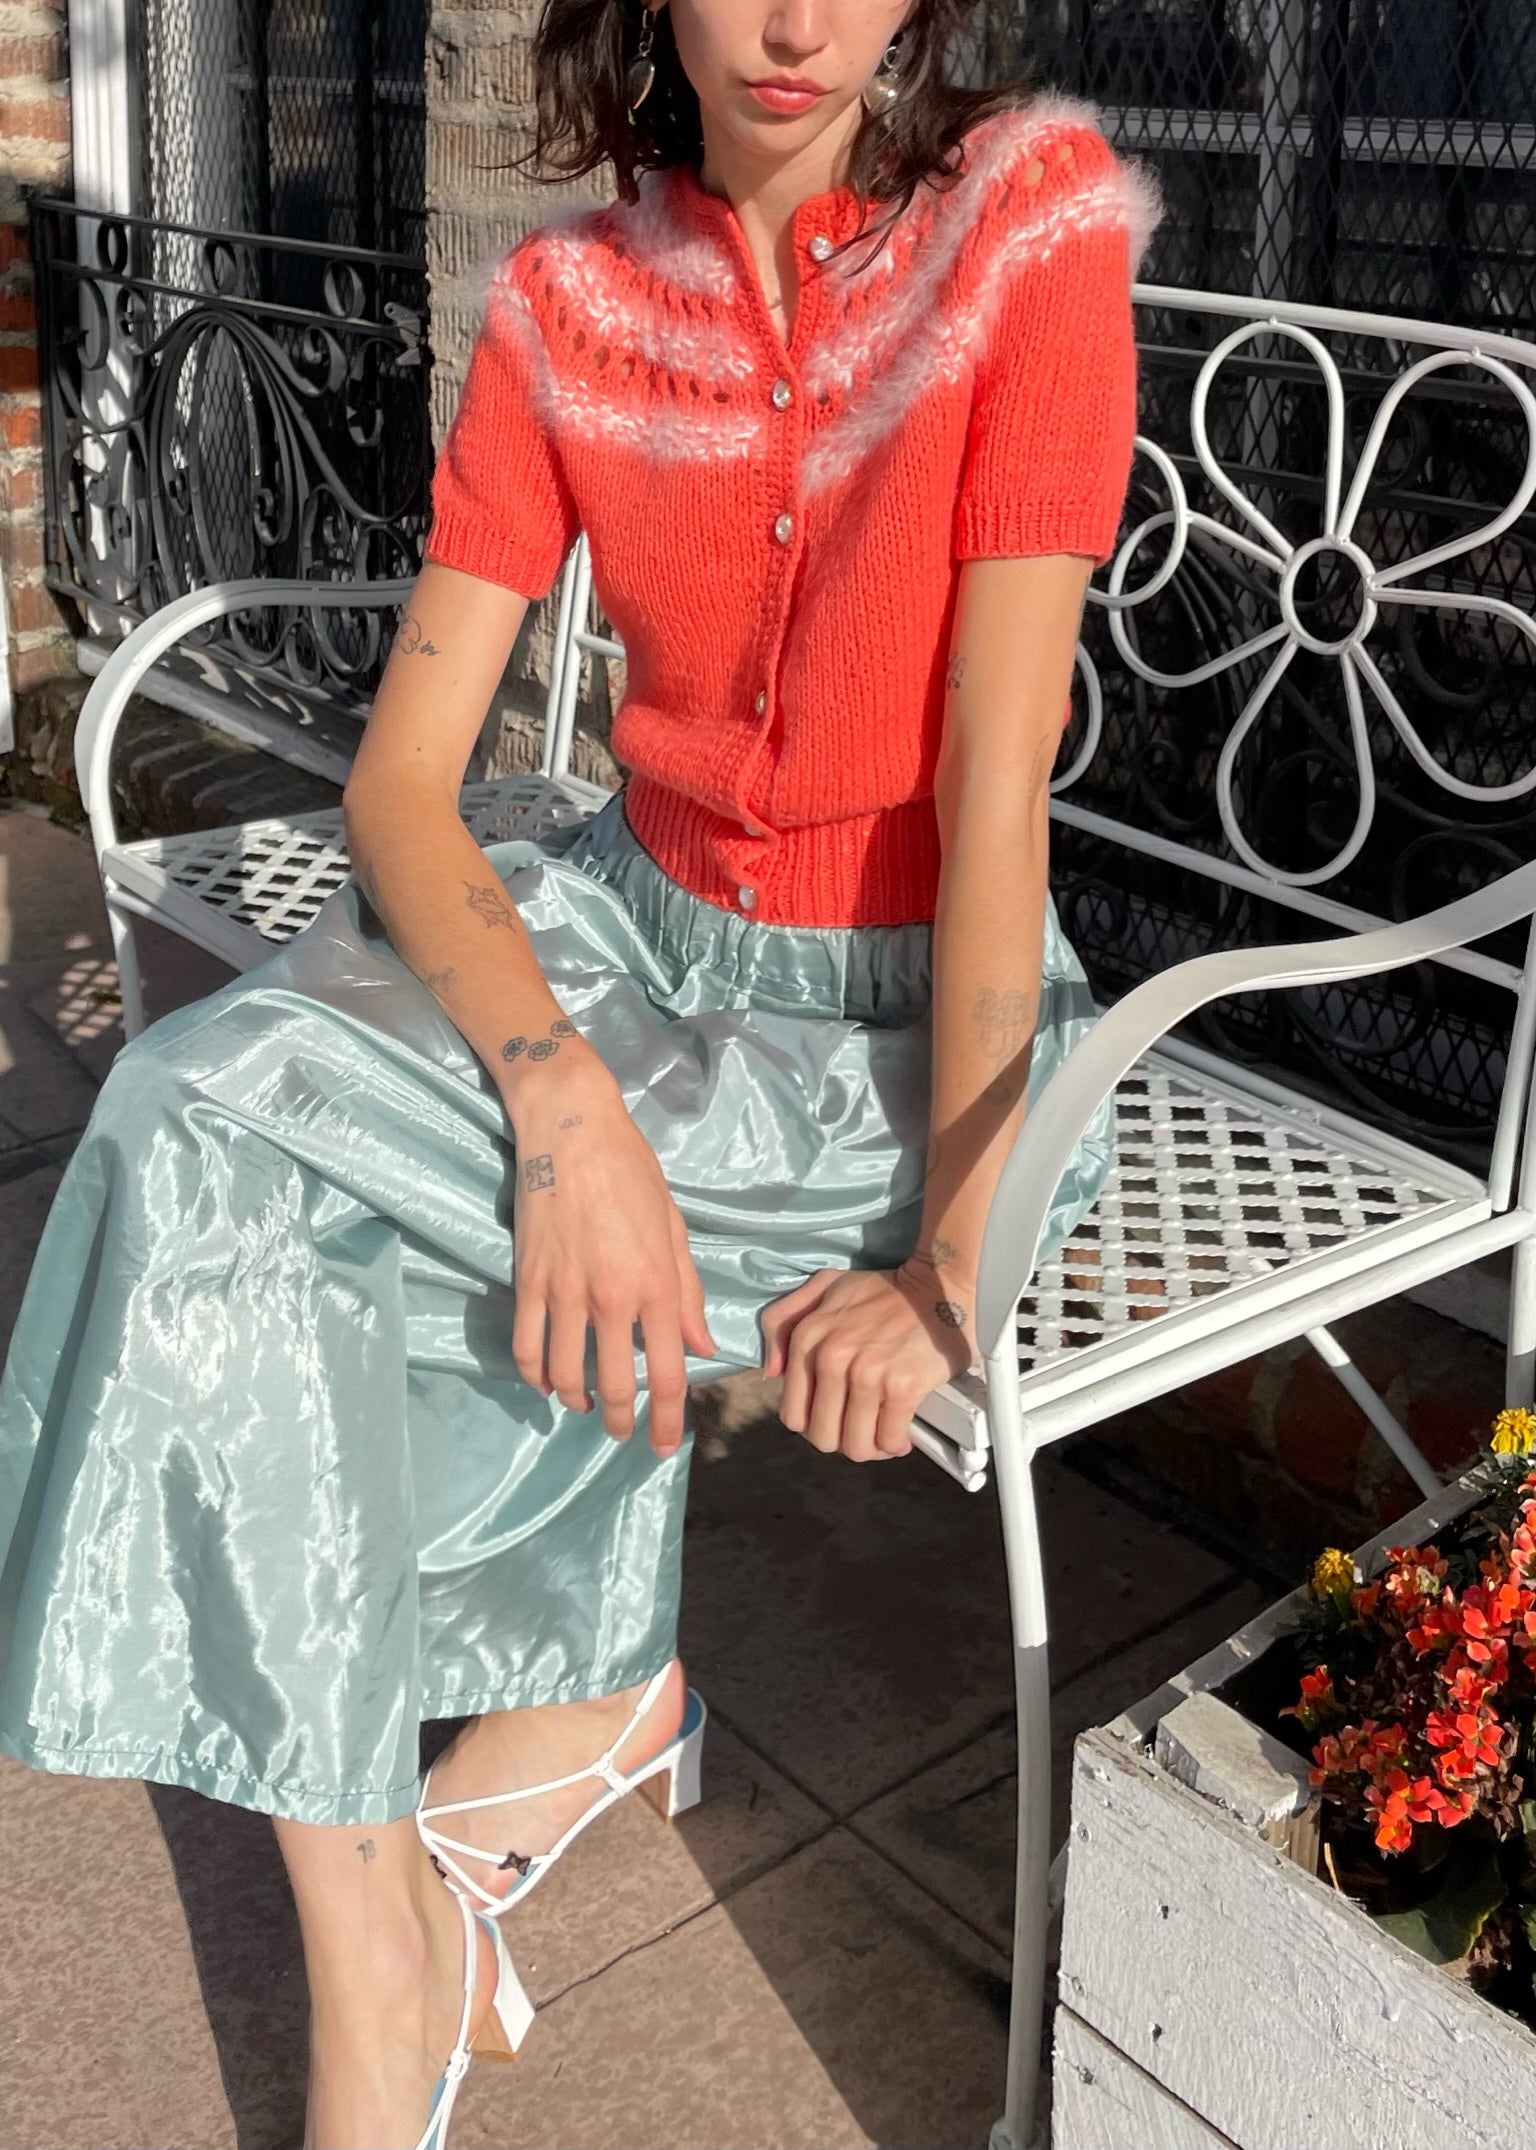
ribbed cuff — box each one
[423,507,561,602]
[953,498,1124,567]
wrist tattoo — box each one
[422,965,458,994]
[397,613,440,657]
[946,649,966,692]
[934,1300,967,1329]
[523,1152,555,1192]
[501,1015,576,1065]
[466,881,517,930]
[929,1237,958,1267]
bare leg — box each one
[419,1658,688,1906]
[274,1810,499,2150]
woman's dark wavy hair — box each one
[500,0,1035,269]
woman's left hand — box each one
[760,1259,977,1461]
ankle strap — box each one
[419,1664,678,1822]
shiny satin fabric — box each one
[0,791,1112,1824]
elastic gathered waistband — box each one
[537,788,935,1027]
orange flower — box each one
[1365,1768,1448,1853]
[1382,1550,1447,1612]
[1282,1666,1338,1728]
[1425,1708,1503,1779]
[1406,1601,1458,1655]
[1443,1664,1496,1712]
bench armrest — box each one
[74,578,415,857]
[975,859,1536,1356]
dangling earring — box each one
[627,3,657,116]
[861,30,905,116]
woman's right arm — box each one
[342,559,715,1453]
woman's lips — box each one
[747,82,826,112]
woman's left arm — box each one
[908,549,1094,1343]
[762,549,1093,1460]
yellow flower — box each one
[1491,1407,1536,1456]
[1311,1547,1357,1601]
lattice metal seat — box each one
[98,773,609,978]
[74,577,619,1033]
[914,1043,1488,1487]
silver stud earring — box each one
[627,4,657,116]
[861,31,905,116]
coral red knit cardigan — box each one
[425,96,1158,927]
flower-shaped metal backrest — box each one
[1059,296,1536,909]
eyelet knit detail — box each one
[425,95,1160,927]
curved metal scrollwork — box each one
[32,198,433,716]
[1054,290,1536,1158]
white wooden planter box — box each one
[1051,1466,1536,2150]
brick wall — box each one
[427,2,622,782]
[1,0,71,710]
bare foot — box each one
[303,1844,503,2149]
[418,1659,690,1908]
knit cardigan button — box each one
[737,885,758,910]
[771,377,793,409]
[807,234,833,261]
[753,689,767,714]
[773,511,795,544]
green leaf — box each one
[1521,1799,1536,1849]
[1377,1835,1506,1967]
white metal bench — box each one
[74,286,1536,2149]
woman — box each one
[0,0,1153,2138]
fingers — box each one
[593,1303,639,1441]
[546,1295,593,1414]
[640,1301,690,1458]
[669,1210,718,1361]
[511,1283,550,1396]
[760,1269,841,1379]
[874,1392,916,1460]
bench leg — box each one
[104,897,147,1042]
[1303,1321,1441,1499]
[990,1437,1053,2150]
[1509,1238,1536,1409]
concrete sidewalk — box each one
[0,800,1270,2150]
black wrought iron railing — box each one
[30,199,433,726]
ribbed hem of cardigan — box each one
[624,778,943,927]
[423,508,561,603]
[954,498,1124,567]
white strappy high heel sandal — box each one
[413,1883,535,2150]
[415,1664,707,1918]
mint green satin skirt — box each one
[0,791,1111,1824]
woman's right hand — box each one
[504,1035,716,1456]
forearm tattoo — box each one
[523,1152,556,1193]
[974,986,1036,1105]
[500,1016,576,1065]
[422,964,458,995]
[465,881,518,930]
[946,647,966,692]
[396,612,440,656]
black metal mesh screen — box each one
[959,0,1536,332]
[136,0,427,258]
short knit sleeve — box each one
[423,237,580,603]
[953,122,1154,566]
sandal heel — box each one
[639,1709,704,1822]
[471,1913,535,2061]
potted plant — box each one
[1053,1413,1536,2150]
